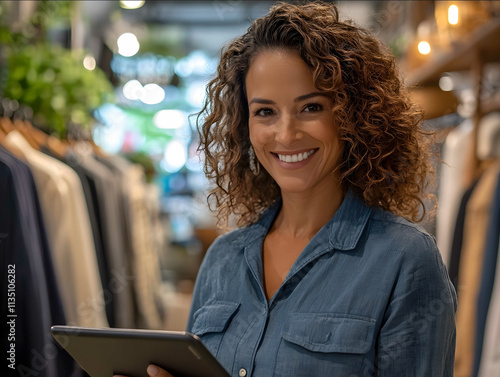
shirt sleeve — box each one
[376,234,457,376]
[185,233,223,332]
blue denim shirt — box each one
[186,190,457,376]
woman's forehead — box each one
[246,50,317,98]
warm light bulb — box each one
[120,1,145,10]
[418,41,431,55]
[448,5,459,25]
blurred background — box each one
[1,2,500,376]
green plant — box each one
[1,43,113,137]
[0,1,114,137]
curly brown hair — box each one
[197,1,435,229]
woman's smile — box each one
[271,148,318,169]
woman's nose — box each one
[275,116,302,145]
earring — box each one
[248,145,260,176]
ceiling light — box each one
[448,5,459,25]
[140,83,165,105]
[122,80,144,100]
[117,32,140,57]
[153,110,186,129]
[163,140,187,173]
[120,1,145,10]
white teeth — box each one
[277,150,315,163]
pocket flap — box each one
[191,300,240,336]
[281,313,375,354]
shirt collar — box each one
[326,189,372,250]
[243,188,372,251]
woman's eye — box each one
[303,103,323,112]
[254,108,274,117]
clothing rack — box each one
[407,17,500,186]
[1,104,168,377]
[409,16,500,377]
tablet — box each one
[50,325,230,377]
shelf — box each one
[406,18,500,87]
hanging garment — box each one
[95,153,139,328]
[454,162,500,377]
[476,112,500,161]
[101,153,166,325]
[437,120,472,267]
[41,145,112,326]
[4,131,108,328]
[72,144,136,328]
[0,146,80,377]
[65,150,112,325]
[472,170,500,377]
[127,164,165,329]
[448,178,480,291]
[477,232,500,377]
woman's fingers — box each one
[112,364,173,377]
[147,364,174,377]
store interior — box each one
[1,1,500,376]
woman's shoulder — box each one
[204,201,280,259]
[369,206,430,236]
[209,226,248,249]
[203,224,257,261]
[366,207,456,309]
[366,207,444,270]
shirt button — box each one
[239,368,247,377]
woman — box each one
[117,2,456,376]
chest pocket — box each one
[274,313,376,377]
[190,300,240,358]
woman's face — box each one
[246,49,343,196]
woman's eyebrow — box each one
[294,92,328,102]
[248,98,275,106]
[248,92,327,106]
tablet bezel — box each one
[50,325,230,377]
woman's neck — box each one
[273,184,345,240]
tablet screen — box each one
[51,326,230,377]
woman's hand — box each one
[113,364,174,377]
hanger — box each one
[19,120,69,159]
[14,119,39,149]
[0,117,15,134]
[0,124,6,144]
[22,121,49,148]
[46,135,69,159]
[0,124,26,160]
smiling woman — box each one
[199,5,436,230]
[115,2,457,377]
